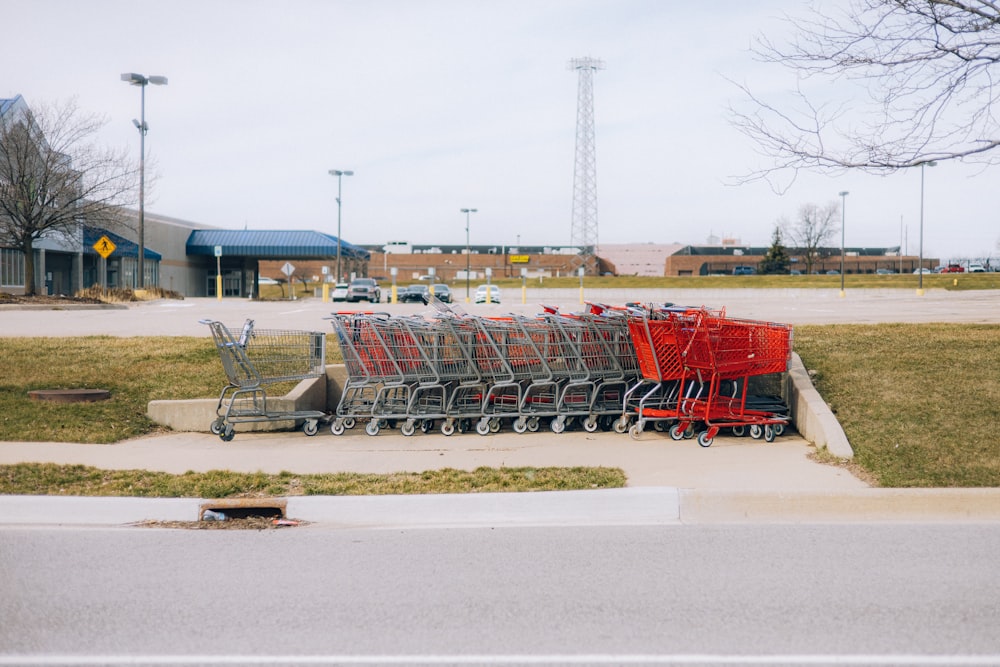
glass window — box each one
[1,248,25,287]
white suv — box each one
[346,278,381,302]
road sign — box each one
[214,245,223,258]
[93,235,116,259]
[281,262,296,277]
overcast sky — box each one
[5,0,998,262]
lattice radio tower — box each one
[569,56,604,272]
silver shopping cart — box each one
[201,319,328,441]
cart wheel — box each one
[669,423,686,441]
[441,420,455,436]
[401,420,416,437]
[731,424,746,437]
[210,419,224,435]
[526,417,541,432]
[628,423,642,440]
[420,420,434,433]
[220,425,235,442]
[303,420,319,436]
[583,416,599,433]
[365,420,380,436]
[551,417,566,434]
[489,418,501,433]
[475,419,491,436]
[750,424,763,439]
[613,417,629,434]
[343,417,357,430]
[330,420,345,436]
[773,424,785,437]
[683,424,696,439]
[513,417,528,434]
[697,431,713,448]
[764,425,776,443]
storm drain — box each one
[199,498,287,521]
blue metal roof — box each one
[186,230,370,260]
[83,227,162,260]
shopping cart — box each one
[624,306,792,446]
[201,319,328,441]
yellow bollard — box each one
[216,274,222,301]
[322,283,330,303]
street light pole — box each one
[121,72,167,289]
[329,169,354,283]
[838,190,849,297]
[918,161,937,295]
[461,208,477,302]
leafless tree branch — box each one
[730,0,1000,188]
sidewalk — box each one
[3,428,999,525]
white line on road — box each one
[5,654,1000,665]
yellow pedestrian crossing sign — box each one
[93,235,116,259]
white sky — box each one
[4,0,998,262]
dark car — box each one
[346,277,381,303]
[430,284,452,303]
[732,265,756,276]
[398,284,429,303]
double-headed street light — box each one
[329,169,354,283]
[838,190,849,297]
[461,208,477,302]
[918,161,937,295]
[121,72,167,289]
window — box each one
[1,248,25,287]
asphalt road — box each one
[2,523,999,666]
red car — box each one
[940,264,965,273]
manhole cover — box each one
[28,389,112,403]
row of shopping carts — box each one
[201,301,793,447]
[327,304,641,437]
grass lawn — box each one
[794,324,1000,487]
[1,323,998,492]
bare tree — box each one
[0,98,136,294]
[730,1,1000,189]
[781,202,840,275]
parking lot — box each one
[2,287,998,337]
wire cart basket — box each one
[202,319,328,441]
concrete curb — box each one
[3,487,999,527]
[785,352,854,458]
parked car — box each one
[346,277,381,302]
[430,283,452,303]
[474,284,501,304]
[258,276,280,285]
[875,269,895,275]
[826,270,840,275]
[968,264,986,273]
[398,284,429,303]
[732,265,756,276]
[331,282,349,302]
[940,264,965,273]
[913,268,934,274]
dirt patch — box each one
[0,293,104,306]
[133,517,308,530]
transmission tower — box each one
[568,56,604,273]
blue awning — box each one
[186,230,370,260]
[83,227,162,260]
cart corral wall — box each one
[148,361,854,460]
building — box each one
[665,246,936,276]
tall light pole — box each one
[838,190,849,297]
[461,208,477,302]
[918,161,937,295]
[121,72,167,289]
[329,169,354,282]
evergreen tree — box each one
[758,226,791,275]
